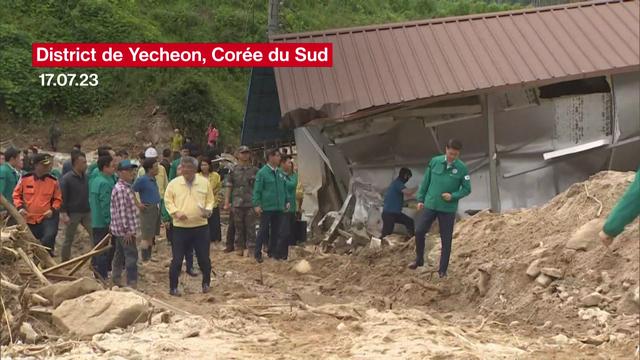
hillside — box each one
[0,0,520,151]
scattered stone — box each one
[559,292,570,301]
[552,324,564,331]
[540,321,552,329]
[336,323,346,331]
[37,277,102,308]
[151,311,173,325]
[552,334,569,345]
[369,237,382,249]
[579,308,610,325]
[526,259,542,278]
[541,267,563,279]
[616,291,640,315]
[609,333,626,343]
[477,269,490,297]
[566,219,602,250]
[622,281,631,290]
[535,273,553,287]
[19,322,39,343]
[183,329,200,339]
[402,284,413,292]
[509,321,520,327]
[580,292,604,307]
[596,284,610,294]
[53,290,151,338]
[292,260,312,274]
[600,271,612,285]
[580,334,609,346]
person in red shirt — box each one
[13,153,62,255]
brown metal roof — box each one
[271,0,640,126]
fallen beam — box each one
[17,248,51,286]
[42,245,112,275]
[68,234,111,276]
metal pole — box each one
[268,0,280,37]
[484,94,501,212]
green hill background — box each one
[0,0,523,149]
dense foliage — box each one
[0,0,523,144]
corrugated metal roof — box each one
[271,0,639,125]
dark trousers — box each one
[168,222,193,272]
[381,212,415,238]
[255,211,282,259]
[414,209,456,275]
[276,212,295,259]
[28,212,60,256]
[111,236,138,286]
[208,208,221,242]
[225,210,236,250]
[169,225,211,290]
[91,227,110,279]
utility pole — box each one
[268,0,280,37]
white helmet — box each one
[144,147,158,158]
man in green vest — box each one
[252,149,290,263]
[409,139,471,278]
[600,168,639,247]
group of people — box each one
[0,139,303,296]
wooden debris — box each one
[42,245,112,275]
[17,248,51,286]
[68,234,111,276]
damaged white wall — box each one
[294,74,640,235]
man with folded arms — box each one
[59,151,92,261]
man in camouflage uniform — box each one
[224,146,258,256]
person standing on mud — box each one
[59,151,92,262]
[224,146,258,257]
[13,154,62,256]
[133,158,161,262]
[381,168,417,240]
[600,167,640,247]
[89,154,117,280]
[49,119,62,152]
[253,149,290,263]
[165,156,215,296]
[110,160,141,288]
[409,139,471,278]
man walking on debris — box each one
[381,167,417,240]
[110,160,141,288]
[59,151,92,262]
[165,156,215,296]
[253,149,290,262]
[224,146,258,256]
[600,167,640,247]
[409,139,471,278]
[13,154,62,256]
[89,154,117,279]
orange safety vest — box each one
[13,173,62,224]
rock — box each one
[596,284,610,294]
[566,219,602,250]
[616,291,640,315]
[369,237,382,249]
[509,321,520,327]
[552,324,565,331]
[541,267,563,279]
[622,281,631,290]
[579,308,610,325]
[526,259,542,278]
[336,323,346,331]
[559,292,570,301]
[580,334,609,346]
[600,271,612,285]
[53,290,151,338]
[37,277,102,308]
[581,292,604,307]
[477,269,490,296]
[535,274,553,287]
[151,311,173,325]
[20,322,39,343]
[552,334,569,345]
[292,260,311,274]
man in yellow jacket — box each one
[164,156,215,296]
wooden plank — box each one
[17,248,51,286]
[42,245,112,275]
[322,193,353,244]
[68,234,111,276]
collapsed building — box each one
[242,0,639,236]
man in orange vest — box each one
[13,153,62,256]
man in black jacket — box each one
[60,151,92,261]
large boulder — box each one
[37,277,102,307]
[53,290,151,338]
